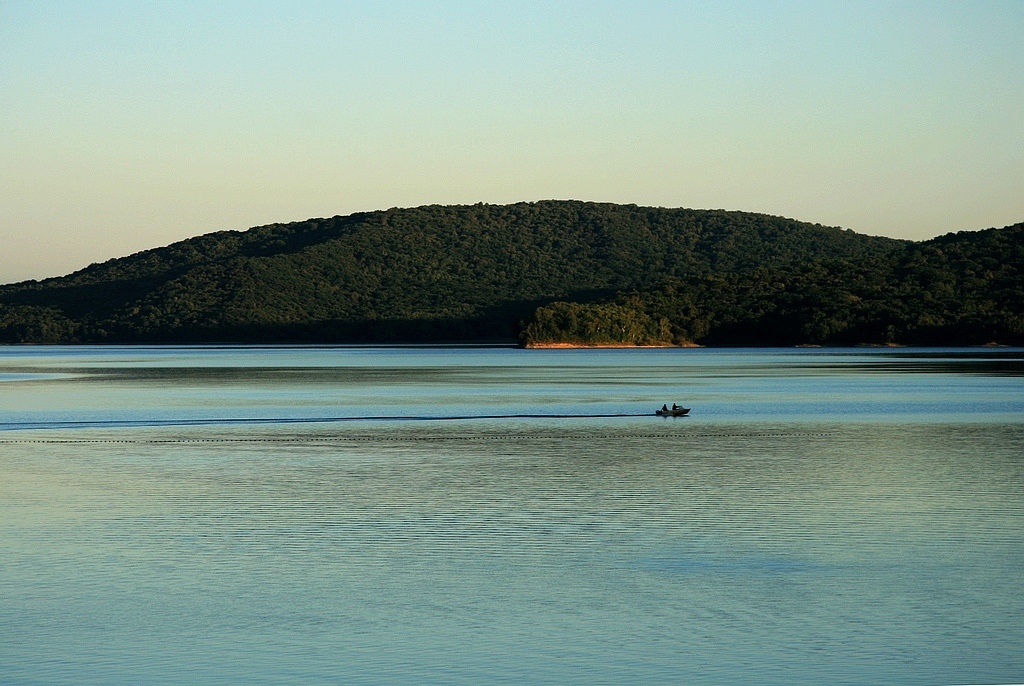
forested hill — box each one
[1,201,1022,346]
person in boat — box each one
[672,403,679,411]
[661,404,669,412]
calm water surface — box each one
[1,346,1023,685]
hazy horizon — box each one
[3,1,1022,283]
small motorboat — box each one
[656,406,690,417]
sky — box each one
[1,1,1022,284]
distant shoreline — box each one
[0,341,1017,349]
[523,341,1012,349]
[523,341,701,349]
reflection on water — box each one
[1,347,1023,684]
[3,346,1023,431]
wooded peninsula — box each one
[2,201,1022,346]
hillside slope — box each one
[1,201,1020,345]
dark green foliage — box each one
[0,304,78,344]
[521,223,1024,347]
[1,201,1021,346]
[520,300,672,346]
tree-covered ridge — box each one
[0,201,1020,345]
[522,223,1024,347]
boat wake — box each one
[0,412,654,432]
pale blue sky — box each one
[2,1,1022,282]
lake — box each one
[1,346,1022,685]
